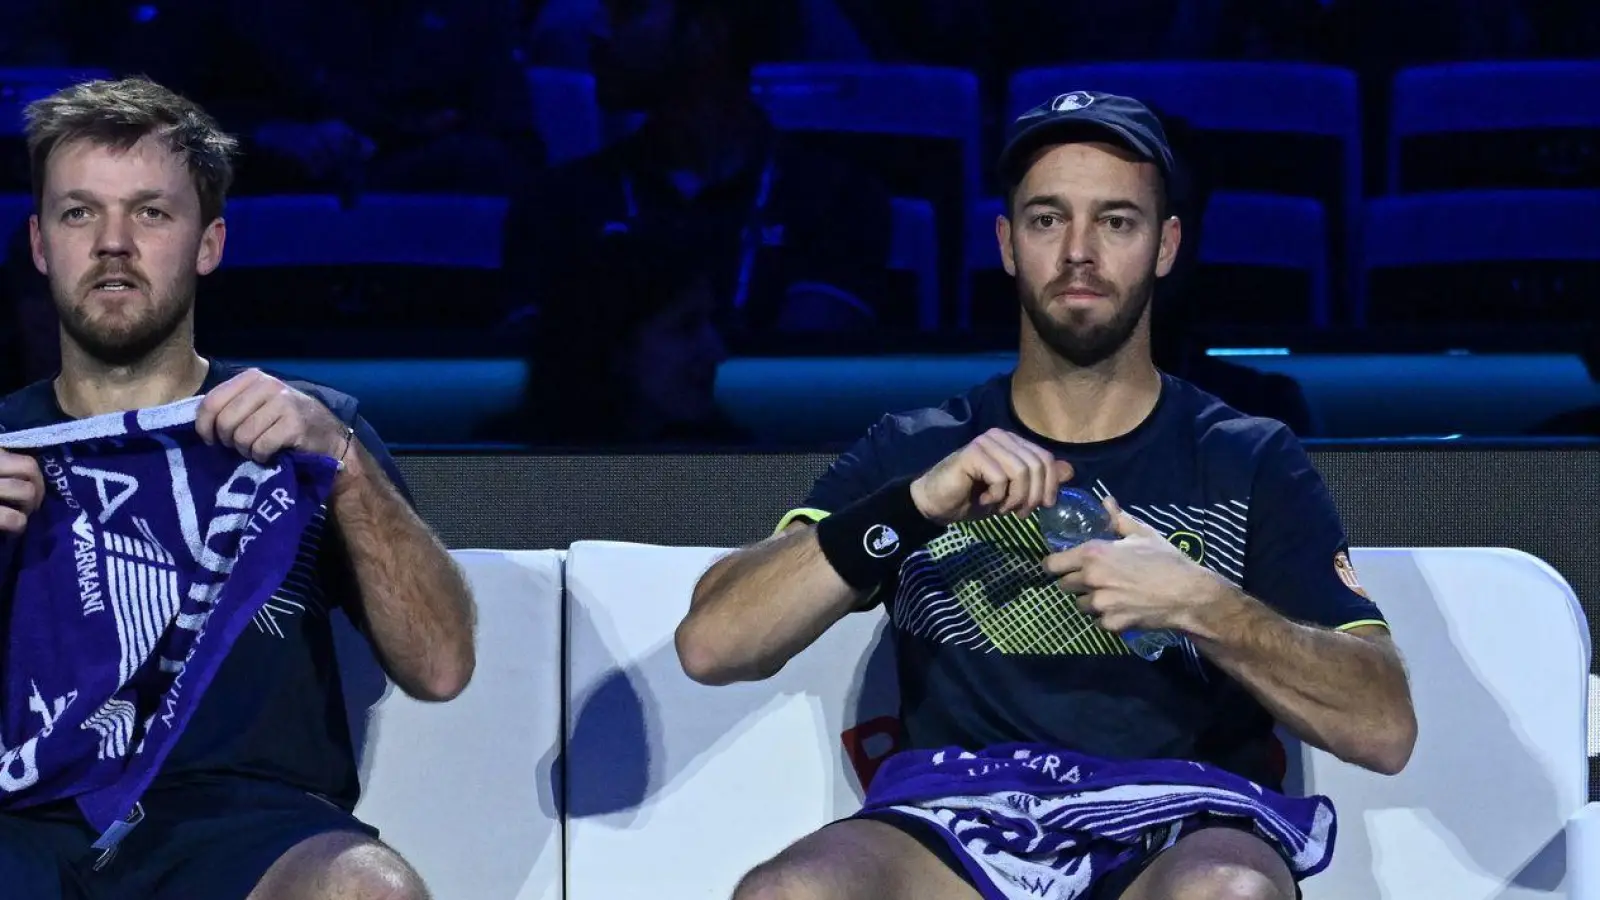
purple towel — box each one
[857,745,1336,900]
[0,398,338,839]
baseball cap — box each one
[997,90,1177,189]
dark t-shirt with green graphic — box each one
[785,372,1385,789]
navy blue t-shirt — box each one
[784,372,1385,789]
[0,360,410,812]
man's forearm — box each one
[1184,582,1417,775]
[677,525,868,686]
[332,443,477,701]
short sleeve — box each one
[1242,425,1386,632]
[294,379,415,509]
[351,414,414,508]
[774,416,895,533]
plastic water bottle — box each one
[1037,486,1180,661]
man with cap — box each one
[675,91,1417,900]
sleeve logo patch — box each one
[1334,550,1369,598]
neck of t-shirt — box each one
[1009,351,1164,449]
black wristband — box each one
[814,477,946,590]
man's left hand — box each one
[1042,497,1226,634]
[195,369,351,465]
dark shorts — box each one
[0,779,378,900]
[861,810,1303,900]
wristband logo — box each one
[864,524,901,558]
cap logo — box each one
[1051,91,1095,112]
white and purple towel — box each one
[0,398,338,840]
[858,744,1336,900]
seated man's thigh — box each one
[248,831,427,900]
[734,818,979,900]
[88,780,408,900]
[1114,825,1297,900]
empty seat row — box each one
[7,62,1597,328]
[0,192,941,334]
[9,186,1590,331]
[540,60,1600,325]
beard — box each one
[1018,260,1157,368]
[52,263,195,368]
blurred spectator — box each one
[789,0,876,62]
[164,0,543,195]
[502,0,894,336]
[496,225,748,446]
[523,0,601,69]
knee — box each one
[732,859,832,900]
[318,842,430,900]
[1168,863,1292,900]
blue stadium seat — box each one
[1360,189,1600,325]
[1387,61,1600,193]
[965,191,1331,326]
[888,197,938,331]
[216,195,346,269]
[1006,63,1360,159]
[525,67,601,166]
[964,196,1004,276]
[222,194,507,269]
[1200,192,1330,326]
[752,63,981,146]
[751,63,984,327]
[210,194,511,341]
[1005,63,1361,323]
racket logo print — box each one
[864,524,901,558]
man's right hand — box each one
[0,450,45,535]
[910,428,1074,526]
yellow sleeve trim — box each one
[1336,619,1390,633]
[775,507,830,534]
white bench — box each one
[559,543,1597,900]
[343,549,565,900]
